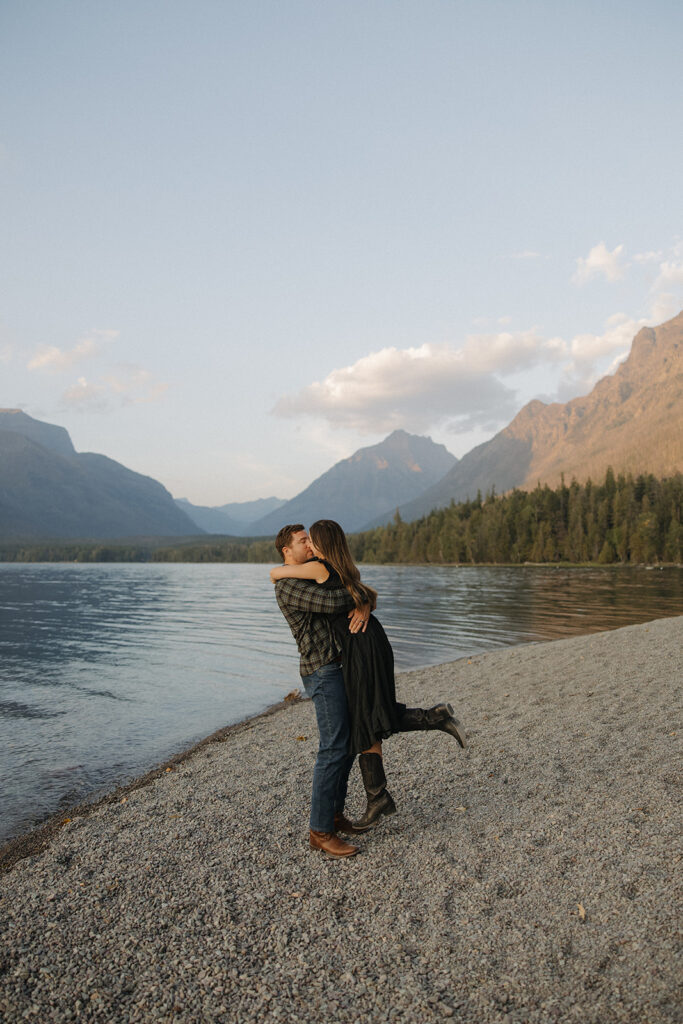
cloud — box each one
[28,329,119,372]
[61,377,110,410]
[273,331,561,435]
[652,259,683,291]
[553,313,644,399]
[649,291,681,323]
[572,242,626,284]
[103,365,169,404]
[0,343,12,364]
[646,247,683,322]
[274,309,659,438]
[633,250,663,264]
[60,364,168,411]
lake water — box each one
[1,562,682,844]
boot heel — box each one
[354,753,398,829]
[383,793,397,817]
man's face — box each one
[283,529,313,565]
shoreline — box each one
[1,606,680,873]
[2,556,682,567]
[0,690,306,877]
[2,615,681,1022]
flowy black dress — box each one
[322,563,405,755]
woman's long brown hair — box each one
[309,519,378,611]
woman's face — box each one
[309,536,323,559]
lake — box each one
[1,562,682,845]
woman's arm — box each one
[270,560,330,584]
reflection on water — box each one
[1,562,682,843]
[363,564,683,664]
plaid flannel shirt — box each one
[274,576,354,676]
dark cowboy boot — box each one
[353,752,397,829]
[399,702,467,748]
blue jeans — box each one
[301,661,355,833]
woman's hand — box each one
[348,603,371,633]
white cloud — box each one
[633,250,663,264]
[652,260,683,291]
[572,242,626,284]
[0,343,12,364]
[649,292,681,323]
[646,249,683,322]
[28,329,119,372]
[61,364,168,411]
[273,331,561,435]
[274,343,514,434]
[273,305,666,440]
[104,365,169,405]
[61,377,110,410]
[553,313,644,399]
[567,313,638,366]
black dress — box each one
[322,562,405,755]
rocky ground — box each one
[1,615,681,1023]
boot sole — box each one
[309,842,359,858]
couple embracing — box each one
[272,520,467,859]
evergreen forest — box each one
[1,470,681,565]
[347,470,683,565]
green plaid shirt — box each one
[275,577,354,676]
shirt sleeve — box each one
[274,577,354,614]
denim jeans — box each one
[301,661,355,832]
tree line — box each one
[0,537,277,564]
[348,469,682,565]
[1,470,681,565]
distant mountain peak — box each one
[387,310,683,525]
[249,430,457,535]
[0,408,76,459]
[0,411,202,540]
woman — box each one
[270,519,466,831]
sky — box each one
[1,0,682,506]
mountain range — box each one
[1,311,681,542]
[0,410,202,540]
[174,431,457,535]
[388,310,683,524]
[246,430,457,535]
[174,496,286,535]
[175,429,457,536]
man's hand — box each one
[348,603,371,634]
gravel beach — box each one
[1,615,681,1024]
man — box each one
[273,523,369,859]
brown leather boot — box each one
[334,811,370,835]
[309,830,359,858]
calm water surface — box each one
[1,562,682,843]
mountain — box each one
[174,499,243,535]
[389,311,683,524]
[174,495,286,535]
[0,410,204,540]
[217,496,286,523]
[250,430,457,536]
[0,408,76,459]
